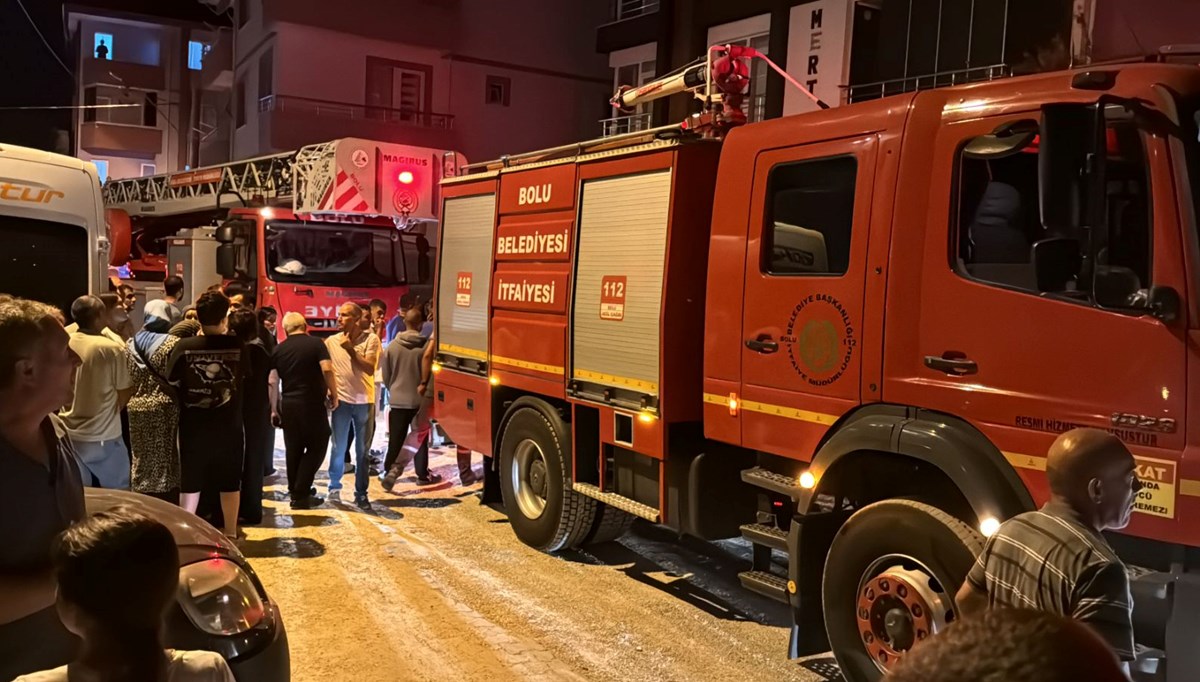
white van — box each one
[0,143,108,313]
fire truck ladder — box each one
[103,149,299,217]
[291,141,338,216]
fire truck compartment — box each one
[570,170,672,410]
[436,191,496,373]
[433,369,492,455]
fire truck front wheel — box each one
[822,499,983,682]
[498,403,597,553]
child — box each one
[15,507,235,681]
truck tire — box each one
[583,503,635,545]
[498,402,596,552]
[822,499,983,682]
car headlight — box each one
[178,558,266,636]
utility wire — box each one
[14,0,73,77]
[0,103,141,111]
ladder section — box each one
[104,150,297,216]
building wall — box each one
[1090,0,1200,60]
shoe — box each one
[327,489,341,501]
[368,466,382,477]
[381,470,398,493]
[416,473,443,485]
[354,494,371,510]
[345,463,356,474]
[460,474,478,486]
[265,467,278,477]
[290,495,326,510]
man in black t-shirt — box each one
[166,291,246,539]
[270,312,339,509]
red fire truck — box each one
[104,138,464,335]
[434,45,1200,681]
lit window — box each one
[92,159,109,183]
[140,163,156,177]
[188,41,208,70]
[94,33,113,60]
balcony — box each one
[82,57,165,91]
[600,112,653,137]
[257,94,459,152]
[79,122,163,156]
[597,0,663,54]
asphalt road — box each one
[243,440,839,682]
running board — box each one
[740,523,788,552]
[572,483,660,522]
[741,467,803,501]
[738,570,790,604]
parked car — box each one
[84,489,289,681]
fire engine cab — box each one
[105,138,464,334]
[434,44,1200,682]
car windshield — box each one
[264,221,405,287]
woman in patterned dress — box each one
[125,312,188,504]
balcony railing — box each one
[614,0,659,21]
[847,64,1011,104]
[258,94,454,130]
[600,112,653,137]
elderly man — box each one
[957,428,1142,666]
[60,296,134,489]
[270,312,338,509]
[326,303,380,509]
[0,297,85,680]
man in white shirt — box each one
[325,303,380,509]
[59,296,134,488]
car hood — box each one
[84,489,239,558]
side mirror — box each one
[1038,103,1103,235]
[1032,237,1081,292]
[1147,286,1181,323]
[215,244,237,278]
[215,224,236,243]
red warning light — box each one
[398,171,414,185]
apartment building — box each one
[64,4,232,182]
[227,0,612,164]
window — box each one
[763,156,857,275]
[485,75,510,106]
[954,113,1151,306]
[722,34,770,122]
[258,49,273,100]
[188,41,207,70]
[92,159,109,183]
[235,77,246,128]
[93,33,112,60]
[140,163,156,177]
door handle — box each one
[293,287,314,297]
[745,336,780,354]
[923,353,978,376]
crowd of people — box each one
[0,283,1146,681]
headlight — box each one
[178,558,266,636]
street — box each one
[245,443,833,682]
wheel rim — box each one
[855,558,952,674]
[510,438,549,519]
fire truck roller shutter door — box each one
[572,170,672,399]
[437,193,496,365]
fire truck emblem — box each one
[786,294,856,387]
[393,187,419,214]
[351,149,370,168]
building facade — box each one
[227,0,613,165]
[65,5,231,182]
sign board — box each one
[495,218,573,262]
[1134,456,1177,519]
[455,271,472,307]
[600,275,627,321]
[498,164,577,215]
[169,168,222,188]
[783,0,856,116]
[492,271,568,314]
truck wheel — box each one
[823,499,983,682]
[498,403,596,552]
[583,504,635,545]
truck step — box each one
[741,467,802,500]
[738,570,790,604]
[572,483,660,522]
[740,523,788,552]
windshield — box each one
[0,215,88,315]
[264,221,406,288]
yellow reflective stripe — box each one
[702,392,727,406]
[573,369,659,393]
[1180,479,1200,497]
[492,355,564,375]
[1003,452,1048,472]
[439,343,488,361]
[740,400,838,426]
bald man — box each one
[956,428,1142,665]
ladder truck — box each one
[434,43,1200,681]
[104,138,465,335]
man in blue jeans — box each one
[325,303,380,509]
